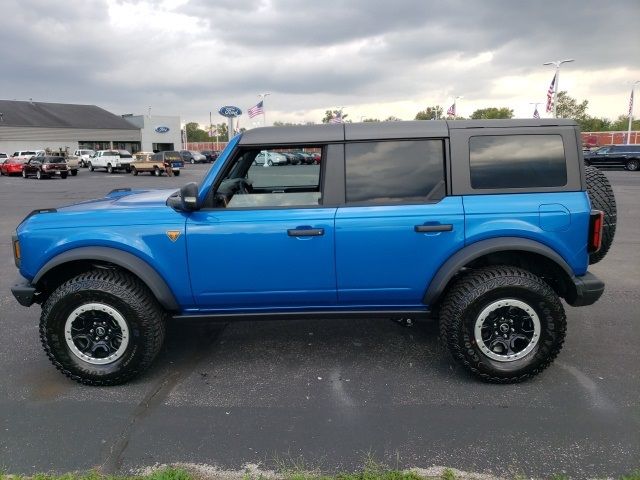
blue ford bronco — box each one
[11,119,616,385]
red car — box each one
[0,158,26,176]
[22,156,69,179]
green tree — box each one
[361,118,380,122]
[384,115,402,122]
[555,91,589,121]
[609,115,640,131]
[185,122,208,142]
[415,106,443,120]
[470,107,514,119]
[321,109,350,123]
[578,117,612,132]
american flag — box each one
[447,103,456,116]
[248,101,264,118]
[329,112,343,124]
[629,89,634,117]
[533,107,540,119]
[546,73,556,113]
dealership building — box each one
[0,100,181,154]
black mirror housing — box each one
[180,182,199,211]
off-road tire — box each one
[40,270,166,386]
[585,166,616,264]
[439,266,566,383]
[626,158,639,171]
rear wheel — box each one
[626,158,639,171]
[36,170,42,180]
[22,169,27,178]
[190,158,195,164]
[71,170,78,176]
[40,270,166,386]
[107,164,113,174]
[154,167,161,176]
[174,170,180,176]
[439,266,566,383]
[61,172,68,179]
[585,166,617,264]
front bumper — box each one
[11,280,37,307]
[566,272,605,307]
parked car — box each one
[22,156,68,179]
[88,150,133,173]
[32,151,79,176]
[583,144,640,171]
[280,152,301,165]
[1,158,26,176]
[180,150,207,164]
[10,150,41,161]
[130,151,184,176]
[295,151,316,164]
[310,152,321,164]
[0,152,8,160]
[74,149,95,168]
[199,150,220,163]
[10,120,615,386]
[254,151,288,166]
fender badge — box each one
[166,230,181,242]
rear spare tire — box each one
[585,166,616,264]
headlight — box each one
[12,235,21,268]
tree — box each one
[361,118,380,122]
[384,116,402,122]
[578,117,612,133]
[185,122,208,142]
[609,115,640,131]
[415,106,443,120]
[321,109,350,123]
[470,107,514,119]
[555,91,589,121]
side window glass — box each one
[345,140,445,204]
[469,135,567,189]
[212,147,323,209]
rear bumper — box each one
[11,280,37,307]
[566,272,605,307]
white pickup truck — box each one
[73,149,95,168]
[87,150,134,173]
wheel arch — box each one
[423,237,576,307]
[33,247,179,311]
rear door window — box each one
[345,140,445,204]
[469,135,567,189]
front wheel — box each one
[173,170,180,176]
[61,172,68,179]
[131,167,138,176]
[36,170,43,180]
[40,270,166,386]
[71,170,78,176]
[626,159,639,171]
[190,158,195,164]
[88,162,94,172]
[107,164,113,174]
[439,266,566,383]
[154,167,161,176]
[22,169,27,178]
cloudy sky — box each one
[1,0,639,127]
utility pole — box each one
[543,59,574,118]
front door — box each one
[186,147,337,311]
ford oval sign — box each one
[155,126,170,133]
[218,106,242,118]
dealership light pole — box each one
[543,59,574,118]
[259,92,270,127]
[627,80,639,144]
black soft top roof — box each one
[238,119,578,146]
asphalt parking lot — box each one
[0,165,638,478]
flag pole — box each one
[627,81,639,145]
[543,59,574,118]
[259,92,271,127]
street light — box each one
[543,59,574,118]
[258,92,270,126]
[627,80,640,145]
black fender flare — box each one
[33,247,179,311]
[423,237,575,306]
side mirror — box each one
[180,182,199,211]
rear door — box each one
[335,138,465,306]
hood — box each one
[58,188,178,212]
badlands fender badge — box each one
[166,230,181,242]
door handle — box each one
[414,224,453,233]
[287,228,324,237]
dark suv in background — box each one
[584,144,640,171]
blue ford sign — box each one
[155,126,170,133]
[218,106,242,118]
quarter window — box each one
[469,135,567,189]
[345,140,445,204]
